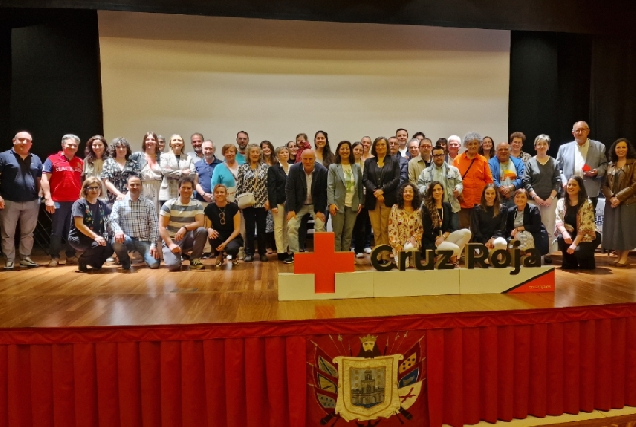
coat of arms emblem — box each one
[310,332,425,425]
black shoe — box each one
[78,259,88,272]
[277,253,287,261]
[543,255,552,264]
[283,255,294,264]
[260,254,268,262]
[244,254,254,262]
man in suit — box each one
[556,121,607,208]
[388,136,409,184]
[285,149,328,263]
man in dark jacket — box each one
[284,150,328,263]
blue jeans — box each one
[112,236,160,269]
[49,201,75,259]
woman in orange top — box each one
[453,132,494,229]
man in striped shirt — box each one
[159,177,207,270]
[110,175,160,270]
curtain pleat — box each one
[2,307,636,427]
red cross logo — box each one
[294,232,355,293]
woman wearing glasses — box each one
[204,184,243,267]
[68,177,112,272]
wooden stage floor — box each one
[0,252,634,328]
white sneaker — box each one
[364,247,372,254]
[356,253,364,259]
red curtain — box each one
[1,304,636,427]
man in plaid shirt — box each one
[110,175,160,270]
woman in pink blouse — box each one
[388,183,423,263]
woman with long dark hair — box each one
[388,182,423,262]
[327,141,364,252]
[83,135,109,202]
[555,176,598,269]
[314,130,335,168]
[421,181,471,262]
[601,138,636,267]
[268,146,290,260]
[471,184,507,251]
[363,137,400,263]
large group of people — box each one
[0,121,634,273]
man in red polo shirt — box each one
[41,134,84,267]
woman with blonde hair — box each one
[237,144,270,262]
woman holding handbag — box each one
[236,144,270,262]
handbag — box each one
[237,192,255,209]
[236,166,261,209]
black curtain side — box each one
[0,25,10,143]
[9,9,103,160]
[508,31,594,157]
[508,31,559,156]
[590,36,636,148]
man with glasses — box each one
[417,145,463,229]
[0,131,43,269]
[408,137,433,185]
[110,175,161,270]
[41,134,83,267]
[556,121,607,208]
[388,136,408,184]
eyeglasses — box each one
[573,128,589,133]
[87,186,100,191]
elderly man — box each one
[417,145,463,229]
[41,134,84,267]
[556,121,607,208]
[489,142,526,208]
[159,177,207,271]
[388,136,409,184]
[110,175,160,270]
[235,131,249,164]
[285,150,328,264]
[447,135,462,164]
[396,128,409,157]
[453,132,494,228]
[408,137,432,185]
[0,131,43,269]
[187,132,205,161]
[194,140,221,204]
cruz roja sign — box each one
[371,241,542,275]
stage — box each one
[1,252,636,427]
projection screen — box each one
[98,11,510,150]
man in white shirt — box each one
[396,128,409,158]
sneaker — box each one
[48,258,59,267]
[356,253,364,259]
[19,257,39,268]
[364,247,372,254]
[4,261,14,270]
[190,258,204,270]
[244,254,254,263]
[66,256,79,265]
[283,254,294,264]
[259,254,269,262]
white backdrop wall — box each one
[98,11,511,152]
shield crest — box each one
[333,355,403,422]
